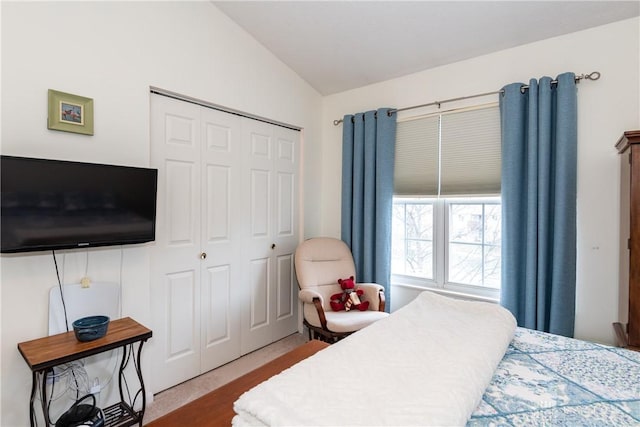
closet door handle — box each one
[271,243,276,250]
[200,252,207,260]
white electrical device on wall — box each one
[48,282,120,336]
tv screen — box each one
[1,156,158,253]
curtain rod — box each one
[332,71,601,126]
[150,86,302,131]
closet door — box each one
[199,108,243,373]
[150,95,203,392]
[241,121,299,354]
[150,93,300,392]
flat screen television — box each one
[1,156,158,253]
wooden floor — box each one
[145,340,329,426]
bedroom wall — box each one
[0,2,322,425]
[321,17,640,346]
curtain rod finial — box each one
[585,71,601,81]
[578,71,601,82]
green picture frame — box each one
[47,89,94,135]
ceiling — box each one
[213,1,640,95]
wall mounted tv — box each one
[1,156,158,253]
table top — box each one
[18,317,152,371]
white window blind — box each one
[394,115,439,196]
[394,105,501,197]
[441,106,501,195]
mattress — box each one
[469,327,640,426]
[233,291,517,426]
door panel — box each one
[242,122,274,353]
[249,257,270,330]
[250,169,270,238]
[150,95,202,392]
[165,114,197,147]
[165,160,197,245]
[276,254,294,320]
[200,108,242,373]
[166,270,198,359]
[250,131,272,159]
[203,264,231,344]
[205,122,233,152]
[276,172,294,236]
[271,127,300,338]
[243,256,272,353]
[154,269,200,390]
[205,164,230,242]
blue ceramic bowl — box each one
[72,315,110,342]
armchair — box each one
[294,237,388,342]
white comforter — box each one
[233,291,516,426]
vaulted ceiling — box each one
[214,1,640,95]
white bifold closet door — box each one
[150,94,299,393]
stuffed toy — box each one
[329,276,369,312]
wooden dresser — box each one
[614,130,640,351]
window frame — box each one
[391,196,501,302]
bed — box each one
[232,291,640,426]
[469,327,640,425]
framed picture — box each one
[47,89,94,135]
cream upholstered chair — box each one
[294,237,389,342]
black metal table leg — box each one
[29,371,37,427]
[134,341,147,425]
[39,369,53,426]
[118,344,128,407]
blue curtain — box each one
[500,72,577,337]
[341,108,396,311]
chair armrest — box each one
[299,289,328,329]
[357,283,386,312]
[299,289,324,305]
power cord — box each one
[52,250,69,332]
[119,245,124,318]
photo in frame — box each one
[47,89,94,135]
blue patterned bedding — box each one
[468,328,640,426]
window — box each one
[392,198,501,299]
[391,104,501,300]
[392,200,434,279]
[447,199,501,288]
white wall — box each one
[0,2,322,425]
[2,2,638,424]
[321,18,640,345]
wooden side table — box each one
[18,317,152,427]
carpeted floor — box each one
[144,333,308,423]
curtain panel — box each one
[500,72,577,337]
[341,108,396,310]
